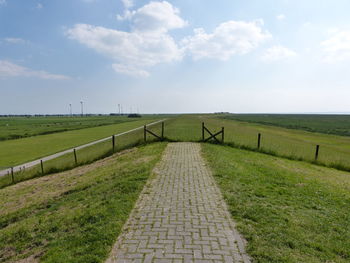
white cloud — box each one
[68,2,271,77]
[0,60,70,80]
[66,24,183,77]
[121,0,133,9]
[261,45,297,62]
[67,1,187,77]
[321,30,350,63]
[36,3,43,9]
[117,1,187,33]
[0,0,6,6]
[276,14,286,20]
[182,20,271,60]
[4,38,25,44]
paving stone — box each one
[106,143,250,263]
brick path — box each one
[106,143,250,263]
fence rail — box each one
[1,117,348,189]
[0,119,166,188]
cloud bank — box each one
[182,20,270,60]
[67,1,271,77]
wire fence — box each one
[0,121,165,189]
[1,117,349,189]
[163,117,350,172]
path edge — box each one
[199,143,252,263]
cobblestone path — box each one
[106,143,250,263]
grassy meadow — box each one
[164,115,350,170]
[1,114,350,263]
[1,114,350,188]
[0,115,148,141]
[222,114,350,137]
[0,121,165,188]
[0,117,163,167]
[0,143,167,262]
[203,143,350,263]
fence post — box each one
[40,160,44,175]
[11,167,14,184]
[315,145,320,161]
[74,149,78,165]
[222,127,225,143]
[202,122,205,141]
[144,125,147,142]
[112,135,115,153]
[161,122,164,140]
[257,133,261,149]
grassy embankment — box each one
[203,143,350,263]
[0,120,165,188]
[0,142,167,262]
[164,115,350,170]
[1,115,349,262]
[0,117,162,168]
[221,114,350,137]
[2,114,350,187]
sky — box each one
[1,0,350,114]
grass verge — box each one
[0,116,140,141]
[202,143,350,263]
[164,115,350,171]
[0,142,167,262]
[0,121,165,189]
[0,117,162,167]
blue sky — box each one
[1,0,350,114]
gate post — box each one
[202,122,205,141]
[222,127,224,143]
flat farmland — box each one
[164,115,350,170]
[0,116,141,141]
[221,114,350,137]
[1,115,350,262]
[0,116,163,167]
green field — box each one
[0,143,166,262]
[164,115,350,170]
[221,114,350,137]
[0,116,147,141]
[1,114,350,262]
[0,117,162,167]
[0,121,164,188]
[1,142,349,262]
[1,114,350,188]
[203,143,350,262]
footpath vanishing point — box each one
[107,142,250,263]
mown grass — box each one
[164,115,350,170]
[202,143,350,263]
[0,142,167,262]
[221,114,350,137]
[0,117,163,167]
[0,121,165,189]
[0,115,161,141]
